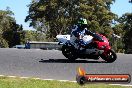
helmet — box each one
[77,18,88,25]
[77,18,88,30]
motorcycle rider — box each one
[71,18,94,50]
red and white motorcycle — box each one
[56,32,117,63]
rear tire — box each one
[61,45,77,61]
[101,49,117,63]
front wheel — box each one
[101,49,117,63]
[61,45,77,61]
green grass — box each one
[0,76,131,88]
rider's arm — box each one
[85,29,94,36]
[85,29,104,42]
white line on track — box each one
[0,75,4,77]
[20,77,29,79]
[8,76,17,78]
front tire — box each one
[61,45,77,61]
[101,49,117,63]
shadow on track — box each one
[39,59,106,63]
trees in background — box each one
[0,8,24,47]
[117,13,132,53]
[111,24,125,53]
[0,8,48,48]
[24,30,47,42]
[109,12,132,53]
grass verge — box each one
[0,76,131,88]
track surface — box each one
[0,48,132,84]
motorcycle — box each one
[56,32,117,63]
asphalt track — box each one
[0,48,132,85]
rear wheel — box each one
[62,45,77,61]
[101,49,117,63]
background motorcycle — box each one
[56,33,117,63]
